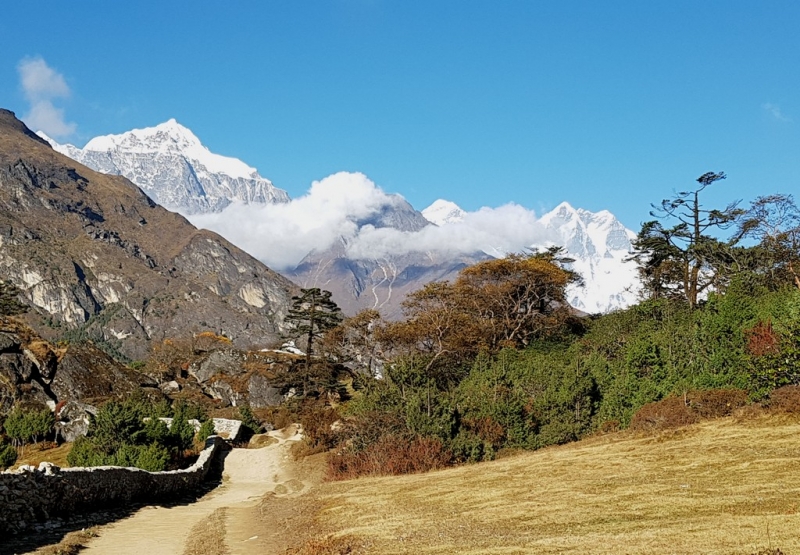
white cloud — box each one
[189,171,558,270]
[762,102,791,122]
[17,56,76,138]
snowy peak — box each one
[422,199,466,225]
[536,202,638,314]
[82,119,258,180]
[44,121,289,215]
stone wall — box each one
[0,435,227,535]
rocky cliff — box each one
[0,109,297,360]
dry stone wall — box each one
[0,435,226,535]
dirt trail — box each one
[79,425,309,555]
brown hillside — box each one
[0,109,297,359]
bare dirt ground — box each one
[74,425,319,555]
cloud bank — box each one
[17,57,76,138]
[189,171,558,270]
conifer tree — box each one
[630,172,744,307]
[285,288,343,379]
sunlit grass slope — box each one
[311,416,800,554]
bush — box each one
[629,389,748,432]
[133,443,171,471]
[299,404,340,452]
[67,436,106,467]
[327,434,452,480]
[688,389,747,419]
[4,407,54,447]
[168,416,196,453]
[0,442,17,469]
[629,396,698,432]
[197,419,216,443]
[767,385,800,413]
[237,405,262,436]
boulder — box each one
[54,400,97,442]
[204,380,241,407]
[247,374,283,408]
[189,349,246,383]
[0,333,20,354]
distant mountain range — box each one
[43,120,640,315]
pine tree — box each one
[285,288,343,391]
[629,172,744,307]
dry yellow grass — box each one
[306,415,800,554]
[12,442,72,470]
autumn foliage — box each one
[378,252,578,382]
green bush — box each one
[67,436,106,467]
[69,397,207,471]
[237,405,262,435]
[4,407,54,447]
[196,419,216,443]
[0,442,17,469]
[133,443,170,471]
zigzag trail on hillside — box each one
[75,425,313,555]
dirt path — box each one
[78,425,312,555]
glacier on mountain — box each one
[39,120,289,214]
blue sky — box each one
[1,1,798,230]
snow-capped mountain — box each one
[39,120,289,214]
[422,199,467,225]
[424,199,639,313]
[46,119,638,314]
[536,202,639,313]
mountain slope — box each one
[40,120,289,214]
[0,109,296,360]
[288,195,486,318]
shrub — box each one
[688,389,747,419]
[629,396,698,432]
[629,389,748,432]
[67,436,106,467]
[327,434,451,480]
[237,405,262,436]
[197,419,216,443]
[299,404,340,452]
[169,416,196,453]
[144,417,170,444]
[134,443,170,471]
[767,385,800,413]
[4,407,54,447]
[0,442,17,469]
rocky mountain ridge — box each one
[0,109,297,360]
[40,120,289,214]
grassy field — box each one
[300,415,800,554]
[11,442,72,469]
